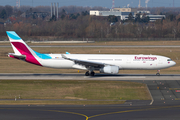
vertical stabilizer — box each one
[6,31,42,66]
[6,31,34,55]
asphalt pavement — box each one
[1,104,180,120]
[0,74,180,120]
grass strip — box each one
[0,80,150,105]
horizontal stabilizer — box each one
[8,53,26,59]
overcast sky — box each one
[1,0,180,8]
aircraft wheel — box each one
[85,71,89,76]
[156,70,160,76]
[90,71,95,76]
[156,73,160,76]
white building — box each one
[137,10,150,14]
[143,15,166,21]
[90,10,134,20]
[90,8,165,22]
[114,8,137,14]
[90,10,122,16]
[137,11,165,21]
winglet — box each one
[66,52,70,54]
[61,54,68,59]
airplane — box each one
[6,31,176,76]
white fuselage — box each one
[38,54,176,70]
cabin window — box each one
[115,59,122,61]
[88,59,113,61]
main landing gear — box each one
[85,71,95,76]
[156,70,160,76]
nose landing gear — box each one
[156,70,160,76]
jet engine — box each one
[100,65,119,74]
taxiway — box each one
[0,73,180,80]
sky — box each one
[1,0,180,8]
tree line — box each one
[1,6,180,39]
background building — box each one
[90,8,165,21]
[90,9,134,20]
[114,8,137,14]
[143,14,165,21]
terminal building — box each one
[90,8,165,21]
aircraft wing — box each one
[8,53,26,60]
[61,54,105,68]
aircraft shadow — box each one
[90,73,180,78]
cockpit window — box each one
[167,59,172,61]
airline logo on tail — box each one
[6,31,42,66]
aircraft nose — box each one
[172,61,176,66]
[173,61,176,66]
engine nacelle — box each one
[100,65,119,74]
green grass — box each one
[0,80,150,105]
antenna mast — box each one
[16,0,20,8]
[138,0,141,8]
[112,0,115,9]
